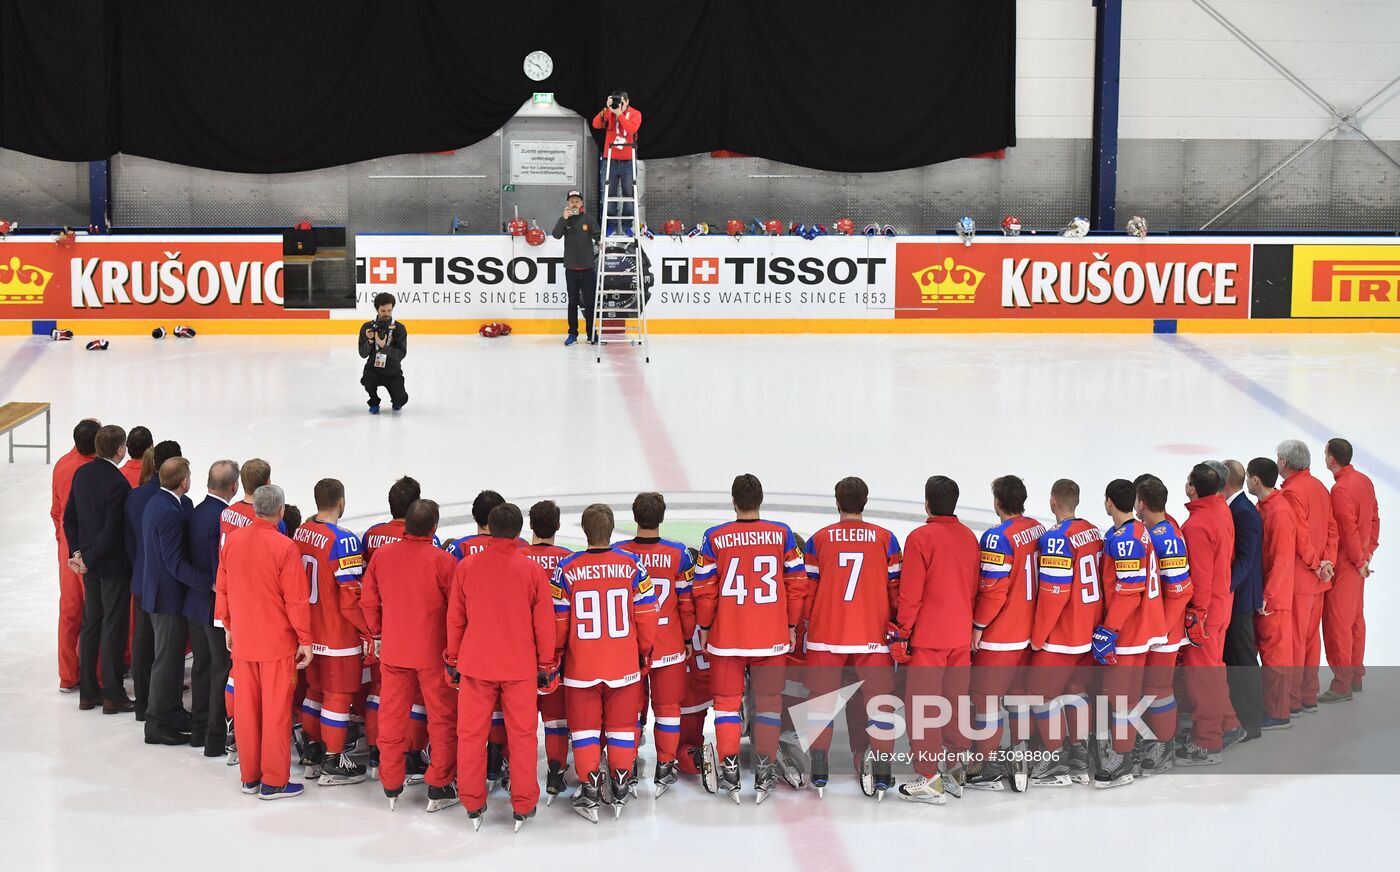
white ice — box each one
[1,333,1396,869]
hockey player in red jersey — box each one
[893,475,978,805]
[443,489,526,787]
[968,475,1046,791]
[800,477,901,799]
[1025,479,1103,787]
[615,492,696,798]
[554,504,658,822]
[1247,458,1301,728]
[292,479,370,786]
[447,503,556,831]
[1178,463,1238,764]
[677,543,712,779]
[692,474,807,803]
[1091,479,1165,789]
[358,476,434,782]
[361,499,459,813]
[1134,477,1195,773]
[522,500,574,803]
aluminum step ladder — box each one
[592,141,649,363]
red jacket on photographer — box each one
[592,106,642,160]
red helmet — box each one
[479,322,513,338]
[507,216,528,236]
[834,217,856,235]
[662,219,684,236]
[726,218,745,237]
[763,219,783,236]
[1001,215,1022,236]
[525,226,546,246]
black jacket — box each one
[359,319,408,375]
[552,213,600,270]
[63,457,132,577]
[1228,491,1264,613]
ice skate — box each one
[1175,741,1223,767]
[965,758,1008,791]
[871,758,893,801]
[1008,741,1031,792]
[1093,747,1135,789]
[467,805,486,831]
[942,760,967,798]
[545,760,567,805]
[858,752,876,797]
[513,807,535,832]
[718,754,742,804]
[572,771,603,824]
[318,750,367,786]
[225,723,239,767]
[404,749,429,786]
[754,754,779,805]
[1067,740,1091,785]
[367,747,380,780]
[611,768,634,818]
[653,760,679,798]
[698,743,719,794]
[1137,740,1175,777]
[486,742,506,790]
[426,783,460,813]
[810,749,829,798]
[385,785,402,810]
[1029,754,1074,787]
[300,740,326,780]
[896,773,947,805]
[776,731,808,789]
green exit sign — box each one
[532,92,555,105]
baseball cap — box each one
[565,190,583,200]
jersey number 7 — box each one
[721,555,779,605]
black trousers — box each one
[1224,607,1265,732]
[362,366,407,408]
[189,621,229,746]
[78,572,130,702]
[131,603,154,718]
[146,612,190,735]
[566,268,596,338]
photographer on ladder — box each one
[592,90,642,236]
[358,292,408,414]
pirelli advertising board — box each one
[1290,245,1400,318]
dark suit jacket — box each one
[1228,490,1264,613]
[125,479,160,597]
[184,494,226,624]
[62,457,132,577]
[140,490,201,616]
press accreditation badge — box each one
[374,352,387,368]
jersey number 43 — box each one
[721,555,779,605]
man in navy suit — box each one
[126,439,182,721]
[187,459,240,756]
[141,457,203,745]
[1222,459,1265,740]
[63,425,134,713]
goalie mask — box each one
[1125,215,1148,238]
[956,216,976,247]
[1061,216,1090,238]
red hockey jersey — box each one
[553,547,659,688]
[293,519,368,659]
[974,515,1047,650]
[693,519,807,657]
[1101,519,1166,654]
[802,520,901,653]
[524,542,573,574]
[615,537,696,668]
[1147,518,1194,652]
[1031,518,1104,654]
[445,532,526,561]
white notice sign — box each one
[509,140,577,186]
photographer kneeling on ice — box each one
[358,292,408,414]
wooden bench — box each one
[0,402,51,464]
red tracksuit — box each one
[1281,469,1337,709]
[1256,491,1300,720]
[362,533,458,792]
[446,538,555,814]
[215,518,310,789]
[1181,494,1236,749]
[896,515,979,777]
[52,447,93,689]
[1325,465,1379,694]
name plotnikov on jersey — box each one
[711,530,786,550]
[1011,523,1048,547]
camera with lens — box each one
[608,91,626,110]
[371,318,393,338]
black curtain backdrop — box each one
[0,0,1014,174]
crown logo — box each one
[912,256,984,305]
[0,255,53,304]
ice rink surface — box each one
[1,332,1396,870]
